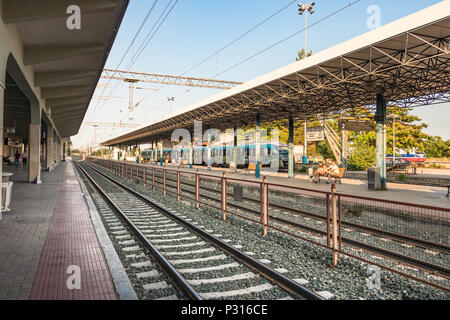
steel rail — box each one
[157,174,450,253]
[160,180,450,279]
[186,181,450,254]
[75,161,203,300]
[81,161,323,300]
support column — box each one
[375,93,387,190]
[159,138,163,166]
[52,130,57,167]
[46,125,53,171]
[0,82,4,182]
[288,115,294,178]
[206,127,211,171]
[341,127,348,167]
[28,123,41,183]
[136,143,140,163]
[189,134,193,169]
[233,125,238,172]
[304,118,308,161]
[255,114,261,179]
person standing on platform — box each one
[14,151,21,168]
[22,151,27,166]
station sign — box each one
[306,126,325,142]
[339,119,374,131]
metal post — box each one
[177,168,181,201]
[152,167,155,190]
[288,115,294,178]
[260,176,268,236]
[233,125,238,173]
[341,119,348,167]
[160,139,163,167]
[326,193,330,248]
[163,164,166,195]
[221,172,227,221]
[143,167,146,186]
[393,114,397,166]
[376,93,387,190]
[136,165,139,184]
[304,119,308,160]
[331,183,338,267]
[195,169,200,209]
[189,136,193,169]
[255,114,261,179]
[207,127,212,171]
[338,194,342,252]
[154,140,158,165]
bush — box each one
[297,166,308,173]
[347,137,376,171]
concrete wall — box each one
[0,1,62,182]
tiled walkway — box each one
[0,161,117,300]
[29,162,117,300]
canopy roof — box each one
[102,1,450,146]
[2,0,129,137]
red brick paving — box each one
[29,163,117,300]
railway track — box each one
[154,173,450,279]
[75,161,323,300]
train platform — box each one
[147,163,450,209]
[0,160,124,300]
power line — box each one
[126,0,178,70]
[89,0,160,121]
[131,0,299,117]
[215,0,361,78]
[133,0,361,121]
[111,0,179,122]
[181,0,298,77]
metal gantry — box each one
[82,122,141,129]
[101,69,243,90]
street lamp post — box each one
[298,2,315,55]
[298,2,315,161]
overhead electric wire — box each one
[131,0,299,118]
[126,0,178,70]
[89,0,159,120]
[132,0,361,121]
[108,0,178,118]
[215,0,361,78]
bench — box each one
[314,167,345,183]
[244,163,263,175]
[334,167,345,184]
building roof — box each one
[2,0,130,138]
[102,1,450,146]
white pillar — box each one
[0,81,4,182]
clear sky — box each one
[73,0,450,149]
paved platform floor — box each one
[140,162,450,209]
[0,161,117,300]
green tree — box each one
[423,136,450,158]
[296,48,312,61]
[347,135,376,171]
